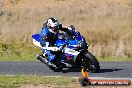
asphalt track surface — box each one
[0,61,132,78]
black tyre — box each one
[82,51,100,73]
[79,77,89,86]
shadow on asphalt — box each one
[98,68,123,73]
[62,67,123,73]
[62,67,82,73]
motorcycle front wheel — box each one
[82,51,100,73]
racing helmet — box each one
[46,17,59,34]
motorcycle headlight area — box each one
[77,41,89,49]
[78,41,84,47]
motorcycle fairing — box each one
[32,34,40,42]
[32,34,41,47]
[32,33,80,61]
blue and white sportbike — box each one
[32,27,100,72]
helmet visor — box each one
[49,25,58,32]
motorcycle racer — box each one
[40,17,74,67]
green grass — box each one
[0,41,131,62]
[0,75,131,88]
[0,55,132,62]
[0,75,132,88]
[0,75,78,88]
[0,55,37,61]
[98,57,132,62]
[0,43,40,61]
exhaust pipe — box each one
[36,54,56,68]
[36,54,49,64]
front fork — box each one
[77,51,89,71]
